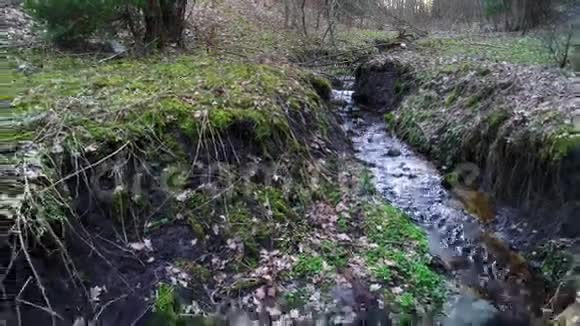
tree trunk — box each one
[144,0,187,48]
[315,8,323,30]
[144,0,163,46]
[284,0,290,29]
[301,0,308,37]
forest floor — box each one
[3,3,446,325]
[3,1,578,325]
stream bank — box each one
[349,47,580,322]
[353,50,580,250]
[337,88,545,324]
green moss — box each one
[549,132,580,161]
[25,188,69,239]
[391,108,430,153]
[398,293,416,313]
[394,80,410,96]
[418,36,554,65]
[189,222,205,239]
[0,57,27,103]
[255,186,292,222]
[477,67,492,76]
[443,172,460,189]
[336,29,398,50]
[15,53,328,159]
[187,192,212,238]
[486,110,511,130]
[374,265,393,283]
[362,203,446,310]
[112,187,129,221]
[228,202,271,263]
[337,215,350,233]
[444,87,459,108]
[165,165,189,193]
[439,63,464,75]
[466,95,480,109]
[230,278,263,292]
[318,181,343,206]
[306,73,332,101]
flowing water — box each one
[334,88,547,323]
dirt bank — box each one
[353,46,579,241]
[3,50,450,325]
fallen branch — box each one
[298,42,400,67]
[466,42,509,49]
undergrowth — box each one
[419,36,554,65]
[13,52,329,156]
[362,202,446,312]
[7,48,340,321]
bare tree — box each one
[537,1,577,67]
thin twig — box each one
[98,50,127,64]
[93,294,128,320]
[39,142,130,193]
[466,42,509,49]
[16,299,64,320]
[17,177,58,326]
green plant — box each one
[398,293,416,313]
[320,240,348,269]
[394,80,408,96]
[154,283,179,323]
[362,204,446,309]
[442,172,460,189]
[320,182,343,206]
[374,266,392,283]
[293,254,324,278]
[337,215,349,233]
[25,0,188,47]
[360,168,376,195]
[256,186,292,222]
[284,288,310,309]
[384,112,396,128]
[24,0,121,43]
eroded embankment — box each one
[354,51,580,242]
[4,53,448,325]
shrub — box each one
[25,0,187,48]
[24,0,121,44]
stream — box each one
[333,88,548,324]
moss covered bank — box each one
[353,46,579,238]
[5,51,447,324]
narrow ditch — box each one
[334,87,549,323]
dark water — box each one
[334,89,547,322]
